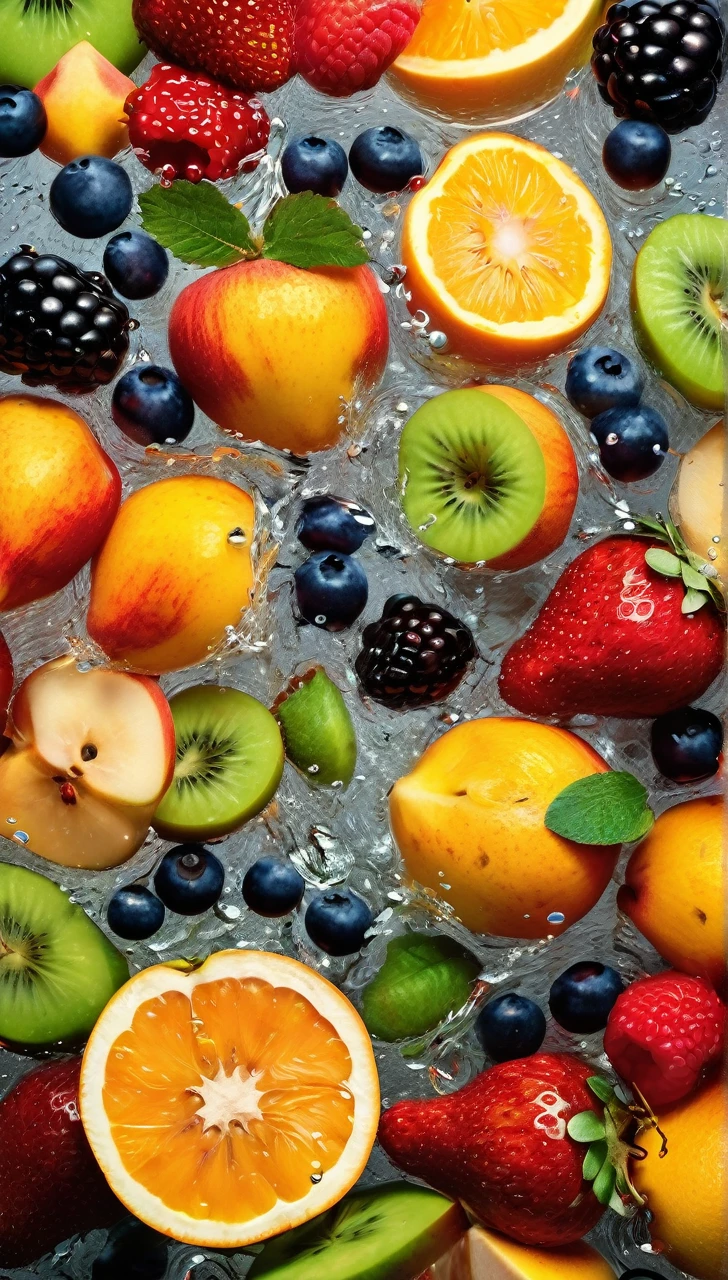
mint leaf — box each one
[587,1076,615,1104]
[644,547,682,577]
[545,772,654,845]
[567,1111,606,1143]
[139,181,258,268]
[262,192,369,268]
[583,1139,608,1181]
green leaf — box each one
[567,1111,606,1143]
[644,547,682,577]
[545,772,655,845]
[262,192,369,268]
[360,932,479,1042]
[587,1076,615,1104]
[139,181,257,268]
[682,587,710,614]
[583,1139,609,1181]
[681,562,710,592]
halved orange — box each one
[401,133,612,366]
[80,951,380,1248]
[391,0,606,120]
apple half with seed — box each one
[0,657,175,869]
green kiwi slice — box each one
[0,863,128,1050]
[247,1182,467,1280]
[277,670,357,789]
[398,388,546,564]
[0,0,145,86]
[153,685,284,842]
[631,213,728,411]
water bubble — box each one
[227,527,247,545]
[547,911,566,925]
[13,831,29,845]
[310,1172,323,1184]
[429,330,448,350]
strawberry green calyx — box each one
[634,513,724,615]
[568,1075,667,1217]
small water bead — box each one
[429,330,448,350]
[547,911,566,925]
[13,831,29,844]
[227,527,247,545]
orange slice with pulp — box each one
[401,133,612,365]
[80,951,380,1247]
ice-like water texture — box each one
[0,44,725,1280]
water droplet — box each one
[547,911,565,925]
[310,1172,323,1184]
[5,817,16,825]
[315,614,327,626]
[429,330,448,350]
[13,831,29,844]
[227,527,247,545]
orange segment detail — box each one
[404,0,570,60]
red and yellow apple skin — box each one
[34,43,135,166]
[168,259,389,454]
[0,634,12,725]
[87,474,256,674]
[0,395,121,612]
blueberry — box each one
[243,856,306,917]
[295,551,368,631]
[651,705,723,782]
[305,890,373,956]
[154,845,225,915]
[603,119,671,190]
[103,230,169,300]
[92,1218,168,1280]
[565,346,644,418]
[349,126,424,194]
[281,135,349,197]
[474,994,547,1062]
[107,886,165,941]
[591,403,669,482]
[112,365,195,447]
[296,495,375,554]
[549,962,625,1033]
[0,85,46,158]
[50,156,134,239]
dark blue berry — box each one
[281,135,349,197]
[103,230,169,300]
[474,994,547,1062]
[296,495,375,555]
[603,119,671,190]
[565,346,644,418]
[107,886,165,941]
[305,890,373,956]
[112,365,195,447]
[549,962,625,1033]
[349,126,424,194]
[154,845,225,915]
[92,1218,168,1280]
[591,403,669,482]
[651,705,723,782]
[295,552,368,631]
[243,856,305,917]
[50,156,133,239]
[0,85,46,158]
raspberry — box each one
[604,970,726,1108]
[295,0,421,98]
[125,64,270,186]
[356,595,477,708]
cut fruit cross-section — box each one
[80,951,380,1248]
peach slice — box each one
[34,43,135,166]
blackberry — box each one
[592,0,726,133]
[0,247,132,391]
[356,595,477,709]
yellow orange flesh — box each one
[80,952,379,1248]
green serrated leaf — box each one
[567,1111,607,1143]
[644,547,682,577]
[545,772,655,845]
[583,1139,609,1181]
[593,1160,617,1205]
[681,562,710,592]
[587,1076,615,1104]
[262,191,369,268]
[139,181,257,268]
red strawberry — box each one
[378,1053,605,1248]
[0,1058,122,1267]
[132,0,295,93]
[499,536,724,718]
[604,970,726,1110]
[126,64,270,186]
[295,0,421,97]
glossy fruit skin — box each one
[92,1218,169,1280]
[295,0,421,97]
[296,494,374,553]
[132,0,295,92]
[242,856,305,917]
[565,346,644,418]
[0,85,46,157]
[650,705,723,781]
[356,595,477,708]
[103,230,169,300]
[0,1058,123,1268]
[107,886,165,941]
[50,157,133,239]
[379,1053,605,1247]
[305,889,373,955]
[475,995,547,1063]
[154,845,225,915]
[350,125,424,192]
[602,119,671,189]
[282,136,349,196]
[499,536,725,718]
[295,551,369,631]
[590,403,669,481]
[549,962,625,1034]
[112,365,195,446]
[33,44,135,168]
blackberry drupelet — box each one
[592,0,725,133]
[356,595,477,709]
[0,247,131,390]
